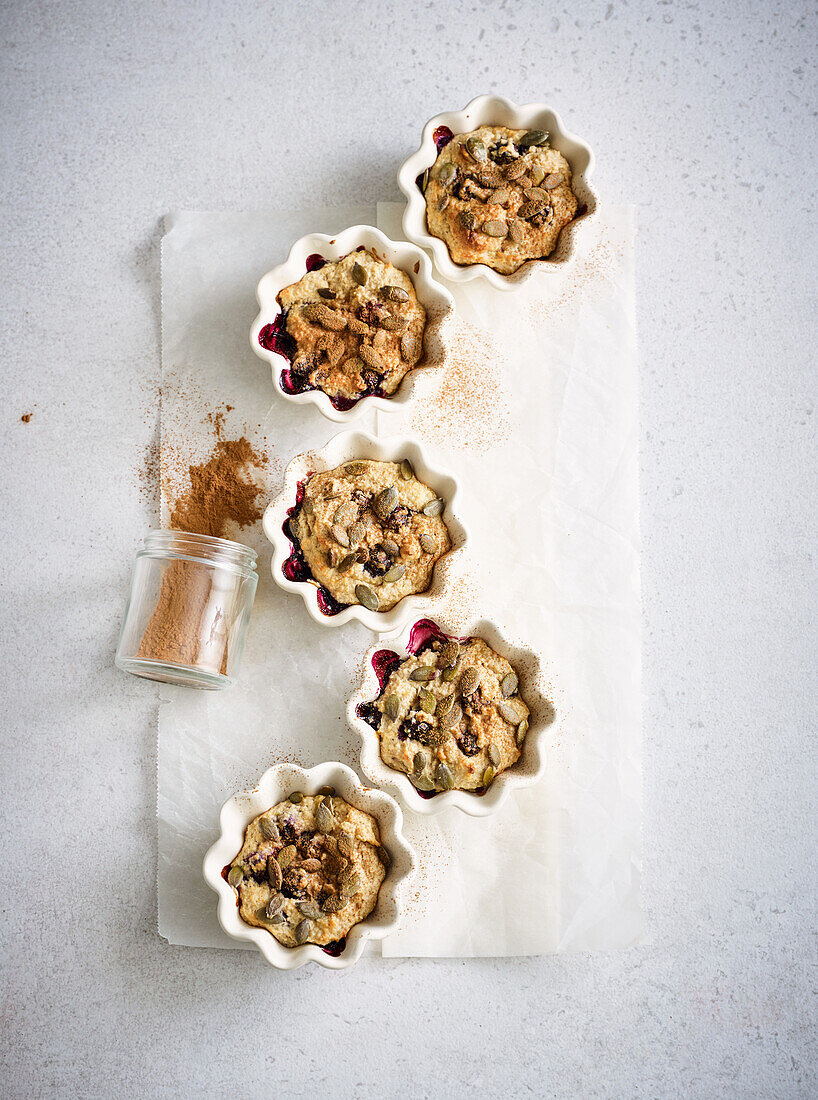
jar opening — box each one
[140,530,257,577]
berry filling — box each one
[433,125,454,152]
[282,478,348,617]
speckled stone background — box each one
[1,1,815,1097]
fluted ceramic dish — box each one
[398,94,598,291]
[250,225,455,423]
[347,616,555,816]
[202,762,415,971]
[262,430,468,632]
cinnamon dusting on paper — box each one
[409,316,511,451]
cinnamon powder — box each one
[136,429,267,676]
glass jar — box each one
[115,531,258,690]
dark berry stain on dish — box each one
[433,125,454,152]
[322,937,347,957]
[305,253,327,272]
[282,477,348,616]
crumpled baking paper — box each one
[157,203,642,956]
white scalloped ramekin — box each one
[202,762,415,971]
[398,94,598,292]
[347,616,554,817]
[250,225,454,424]
[262,430,467,632]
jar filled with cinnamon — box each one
[115,531,258,689]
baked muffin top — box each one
[424,125,578,274]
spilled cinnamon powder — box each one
[169,435,267,538]
[135,424,267,677]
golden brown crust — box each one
[424,125,578,274]
[279,250,425,401]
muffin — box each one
[225,792,389,949]
[424,124,578,274]
[276,249,426,408]
[288,458,451,613]
[358,631,531,793]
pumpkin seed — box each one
[437,162,456,183]
[381,538,399,557]
[412,774,435,792]
[410,665,435,682]
[288,791,303,804]
[459,667,479,696]
[487,188,511,206]
[501,672,518,697]
[465,136,487,162]
[516,718,529,745]
[437,193,450,211]
[331,523,350,547]
[482,219,508,238]
[413,750,428,776]
[374,485,398,518]
[345,461,367,476]
[259,817,280,843]
[384,693,399,720]
[418,532,436,554]
[508,219,526,243]
[530,164,546,186]
[322,894,346,914]
[418,688,436,713]
[459,210,476,232]
[300,858,322,873]
[302,303,347,331]
[337,833,353,858]
[400,333,419,361]
[277,844,297,869]
[488,743,502,766]
[340,870,361,898]
[497,701,520,725]
[347,522,364,548]
[317,287,336,299]
[505,160,527,180]
[436,762,455,790]
[265,893,284,918]
[381,284,410,303]
[543,172,562,189]
[379,314,407,332]
[482,765,496,787]
[298,900,322,920]
[400,458,414,480]
[267,910,286,925]
[440,701,462,728]
[441,660,461,682]
[519,200,547,220]
[227,865,243,887]
[294,918,310,945]
[359,344,383,370]
[438,640,459,667]
[347,316,370,335]
[435,694,454,718]
[316,800,336,834]
[377,845,392,868]
[524,186,550,202]
[518,129,549,147]
[420,168,430,192]
[355,583,379,611]
[351,261,367,286]
[337,552,357,573]
[383,563,406,584]
[423,497,444,517]
[267,856,283,890]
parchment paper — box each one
[157,203,642,956]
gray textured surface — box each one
[0,1,815,1097]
